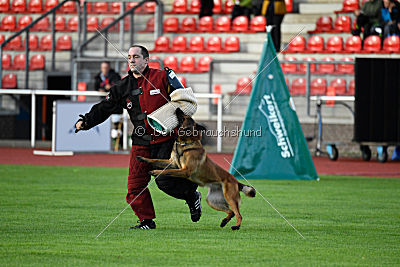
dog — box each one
[137,108,256,230]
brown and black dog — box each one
[137,108,256,230]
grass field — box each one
[0,164,399,266]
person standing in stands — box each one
[94,61,121,92]
[231,0,254,21]
[379,0,400,38]
[261,0,287,52]
[199,0,214,18]
[352,0,383,39]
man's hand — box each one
[75,114,86,133]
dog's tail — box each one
[238,182,256,198]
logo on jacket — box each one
[126,98,132,109]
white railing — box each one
[0,89,223,152]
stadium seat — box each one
[198,16,213,32]
[17,16,33,30]
[39,34,52,50]
[149,55,161,69]
[306,35,324,53]
[12,54,26,70]
[109,2,120,14]
[11,0,26,12]
[232,16,249,32]
[1,15,17,31]
[0,34,4,44]
[326,36,343,52]
[59,0,76,13]
[233,77,252,95]
[197,56,213,72]
[163,17,179,32]
[287,36,306,52]
[250,16,266,32]
[4,35,22,50]
[309,16,333,33]
[0,0,9,12]
[77,81,86,101]
[298,56,316,73]
[335,0,358,13]
[87,17,99,32]
[207,36,222,52]
[2,54,12,70]
[93,2,108,13]
[44,0,58,11]
[336,57,354,74]
[33,17,50,31]
[142,17,154,32]
[224,36,240,52]
[180,56,196,72]
[163,56,179,71]
[363,35,381,53]
[347,79,355,95]
[28,0,42,12]
[172,36,187,52]
[180,17,196,32]
[290,78,306,95]
[178,76,187,87]
[189,0,201,14]
[189,36,205,52]
[316,57,335,74]
[344,35,362,53]
[2,73,17,89]
[215,16,231,32]
[29,54,45,70]
[55,16,66,31]
[310,78,326,95]
[281,56,297,74]
[56,35,72,50]
[100,17,118,32]
[171,0,187,13]
[153,36,170,52]
[143,1,156,13]
[67,16,78,31]
[25,34,39,50]
[126,2,140,12]
[212,0,222,13]
[382,35,400,53]
[329,78,346,95]
[224,0,234,14]
[333,15,351,32]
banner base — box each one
[33,150,74,156]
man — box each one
[94,61,121,92]
[352,0,383,39]
[75,45,202,229]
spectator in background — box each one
[199,0,214,18]
[352,0,382,39]
[94,61,121,92]
[231,0,253,21]
[379,0,400,38]
[261,0,287,52]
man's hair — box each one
[101,61,110,66]
[130,45,149,59]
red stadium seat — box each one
[310,16,333,33]
[287,36,306,52]
[17,16,33,30]
[189,36,205,52]
[153,36,170,52]
[67,16,78,31]
[56,35,72,50]
[0,0,9,12]
[163,56,179,71]
[172,0,187,13]
[2,73,17,88]
[109,2,120,14]
[40,34,52,50]
[11,0,26,12]
[347,80,355,95]
[149,55,161,69]
[198,16,213,32]
[363,35,381,53]
[224,36,240,52]
[326,36,343,52]
[143,17,154,32]
[197,56,213,72]
[77,81,86,101]
[55,16,66,31]
[329,78,346,95]
[317,57,335,74]
[26,34,39,50]
[0,34,4,44]
[232,16,249,32]
[163,17,179,32]
[333,15,351,32]
[306,35,324,53]
[13,54,26,70]
[298,56,316,73]
[207,36,222,52]
[180,56,196,72]
[250,16,266,32]
[344,35,362,52]
[44,0,58,11]
[213,0,222,13]
[28,0,42,13]
[180,17,196,32]
[32,17,50,31]
[189,0,201,13]
[126,2,140,11]
[290,78,306,95]
[336,57,354,74]
[172,36,187,52]
[382,36,400,53]
[224,0,234,14]
[87,17,99,32]
[335,0,358,13]
[281,56,297,74]
[178,76,187,87]
[59,1,76,13]
[311,78,327,95]
[29,54,45,70]
[1,15,17,31]
[93,2,108,13]
[215,16,231,32]
[233,77,252,95]
[143,1,156,13]
[2,54,12,70]
[4,35,22,50]
[100,17,118,32]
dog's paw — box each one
[220,218,229,228]
[231,225,240,231]
[136,156,145,162]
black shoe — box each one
[129,219,156,230]
[186,191,202,222]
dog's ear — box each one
[175,107,185,124]
[196,123,207,132]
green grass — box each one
[0,164,399,266]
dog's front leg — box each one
[136,156,177,169]
[150,168,192,178]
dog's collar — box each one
[175,140,196,146]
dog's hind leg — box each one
[206,184,235,228]
[223,182,242,230]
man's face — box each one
[101,63,110,75]
[128,47,148,75]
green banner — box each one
[229,33,318,180]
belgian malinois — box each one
[137,108,256,230]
